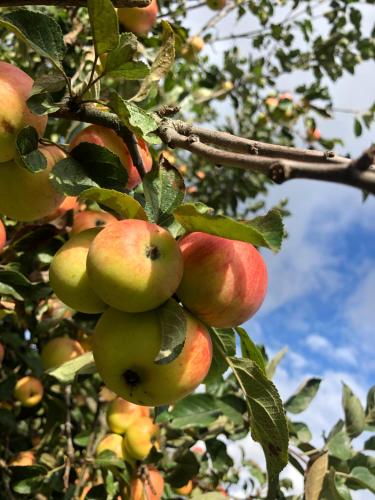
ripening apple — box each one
[9,450,36,467]
[96,433,124,459]
[207,0,227,10]
[0,61,48,163]
[70,210,117,237]
[131,468,164,500]
[49,228,108,314]
[182,36,205,61]
[175,480,193,496]
[43,196,78,222]
[0,219,6,252]
[92,306,213,406]
[307,127,321,141]
[176,232,268,328]
[107,397,150,434]
[13,376,43,407]
[86,220,183,313]
[117,0,158,36]
[69,125,153,190]
[122,416,159,461]
[0,145,66,221]
[41,337,85,370]
[0,342,4,365]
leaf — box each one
[0,9,66,71]
[106,61,150,80]
[327,423,353,460]
[365,385,375,425]
[15,127,47,173]
[305,451,328,500]
[284,378,321,414]
[110,92,159,138]
[326,467,352,500]
[27,72,67,115]
[47,352,96,383]
[236,327,266,375]
[0,268,32,301]
[50,157,99,195]
[364,436,375,450]
[154,299,187,364]
[88,0,119,56]
[165,450,200,488]
[266,347,288,379]
[354,118,362,137]
[169,394,221,429]
[204,328,235,385]
[227,355,288,484]
[79,187,147,220]
[105,32,140,72]
[143,161,185,225]
[206,438,234,471]
[173,205,284,252]
[131,21,175,102]
[95,450,126,469]
[289,421,312,443]
[349,467,375,493]
[342,383,366,438]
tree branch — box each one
[51,103,375,195]
[0,0,151,7]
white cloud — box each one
[345,269,375,345]
[305,334,331,351]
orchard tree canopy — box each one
[0,0,374,499]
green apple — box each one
[122,416,159,461]
[92,306,213,406]
[86,220,183,313]
[107,397,150,434]
[41,337,85,370]
[13,376,43,407]
[49,228,108,314]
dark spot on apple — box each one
[123,369,141,387]
[2,119,15,135]
[95,218,106,227]
[145,245,160,260]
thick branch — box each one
[0,0,151,7]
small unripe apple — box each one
[307,128,321,141]
[107,397,150,434]
[0,61,48,163]
[122,416,159,461]
[0,342,4,364]
[131,468,164,500]
[0,145,66,221]
[43,196,78,222]
[0,219,6,253]
[176,232,268,328]
[175,480,193,496]
[49,228,108,314]
[265,96,278,109]
[96,433,124,459]
[41,337,85,370]
[118,0,158,36]
[9,450,36,467]
[87,220,183,313]
[13,376,43,407]
[182,36,205,61]
[70,210,117,237]
[92,306,213,406]
[207,0,227,10]
[69,125,152,190]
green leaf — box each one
[95,450,126,470]
[284,378,321,414]
[342,383,366,438]
[105,32,140,72]
[305,451,328,500]
[154,299,187,364]
[0,9,66,71]
[365,385,375,426]
[49,157,99,195]
[349,467,375,493]
[354,118,363,137]
[47,352,96,383]
[143,161,185,226]
[169,394,221,429]
[106,61,150,80]
[27,72,67,115]
[166,450,200,488]
[110,92,159,138]
[173,205,284,251]
[228,356,288,484]
[0,267,32,301]
[288,421,312,443]
[326,467,352,500]
[88,0,119,56]
[131,21,175,103]
[266,347,288,379]
[327,422,353,460]
[236,327,266,375]
[15,127,47,173]
[204,328,235,386]
[364,436,375,450]
[206,438,234,471]
[79,187,147,220]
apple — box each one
[0,61,48,163]
[41,337,85,370]
[131,468,164,500]
[176,232,268,328]
[175,480,193,496]
[307,128,321,141]
[13,376,43,407]
[0,342,4,365]
[49,228,108,314]
[0,145,66,221]
[265,96,279,109]
[69,125,152,190]
[70,210,117,237]
[86,220,183,313]
[117,0,158,37]
[92,306,213,406]
[122,416,159,461]
[9,450,36,467]
[43,196,78,222]
[0,219,6,252]
[207,0,227,10]
[107,397,150,434]
[96,433,124,459]
[182,36,205,61]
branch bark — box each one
[0,0,151,7]
[51,103,375,195]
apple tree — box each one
[0,0,374,499]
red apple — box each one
[0,342,4,365]
[131,468,164,500]
[0,219,6,253]
[70,210,117,237]
[118,0,158,37]
[176,232,268,328]
[107,397,150,434]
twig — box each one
[0,0,151,6]
[63,385,75,491]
